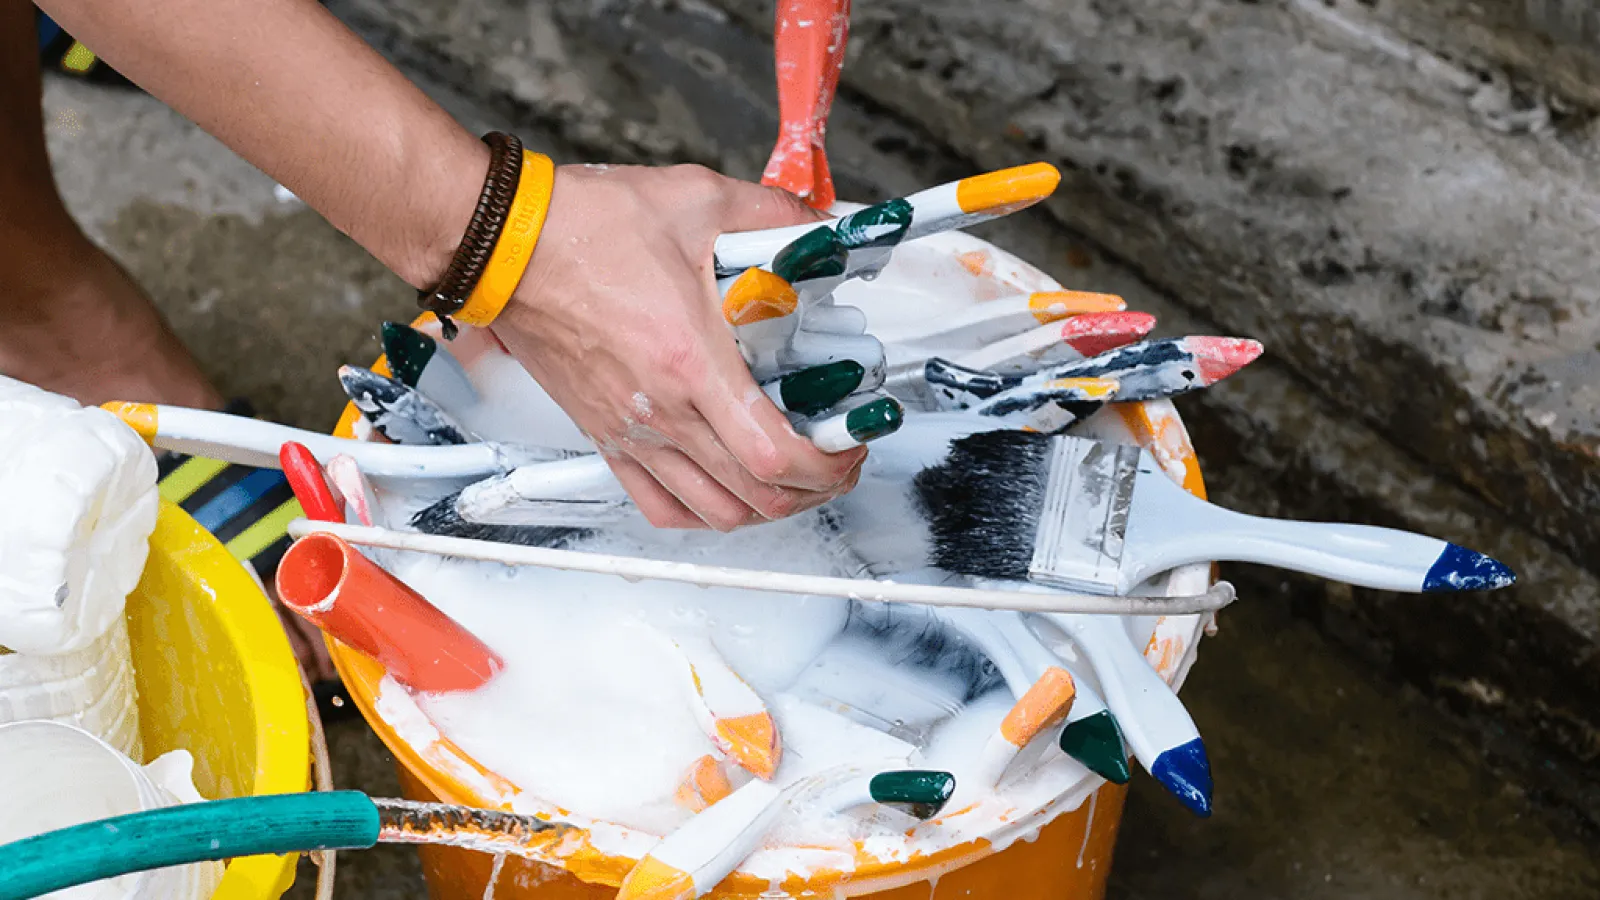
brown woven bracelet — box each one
[418,131,525,339]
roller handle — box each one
[0,792,380,900]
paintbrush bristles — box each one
[913,430,1054,582]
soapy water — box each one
[359,234,1202,872]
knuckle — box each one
[743,445,793,484]
[753,488,802,520]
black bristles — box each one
[410,491,591,548]
[846,601,1005,702]
[912,430,1054,581]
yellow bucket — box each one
[127,500,313,899]
[327,282,1215,898]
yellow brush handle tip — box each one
[956,162,1062,214]
[100,401,158,441]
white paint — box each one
[343,219,1220,891]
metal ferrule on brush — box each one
[1028,437,1140,593]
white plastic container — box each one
[0,720,222,900]
[0,621,142,759]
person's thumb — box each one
[719,179,830,233]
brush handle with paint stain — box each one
[924,336,1264,414]
[882,312,1157,410]
[658,628,782,781]
[918,431,1518,596]
[718,226,848,328]
[616,763,954,900]
[1038,608,1211,816]
[101,402,565,481]
[932,605,1084,787]
[986,610,1134,787]
[713,163,1062,276]
[275,532,503,694]
[380,321,480,414]
[770,329,887,390]
[763,0,851,210]
[890,290,1126,349]
[339,365,473,445]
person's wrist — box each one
[393,133,493,291]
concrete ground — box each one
[39,65,1599,899]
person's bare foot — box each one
[0,228,344,687]
[0,229,222,409]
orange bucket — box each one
[325,226,1216,899]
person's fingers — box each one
[601,452,707,530]
[630,442,763,532]
[660,410,844,522]
[713,174,830,233]
[694,362,866,493]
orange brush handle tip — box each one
[100,401,158,441]
[618,856,696,900]
[279,441,344,524]
[674,755,734,812]
[275,532,504,693]
[956,162,1061,215]
[714,712,782,780]
[723,268,799,326]
[1027,291,1126,323]
[1000,666,1077,746]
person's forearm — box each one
[37,0,486,289]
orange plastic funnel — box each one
[276,533,503,693]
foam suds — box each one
[355,229,1209,885]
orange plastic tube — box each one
[276,533,504,693]
[764,0,851,209]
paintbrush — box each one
[888,290,1126,349]
[289,519,1235,616]
[0,792,573,900]
[380,321,480,413]
[410,396,906,539]
[339,365,472,445]
[763,0,851,210]
[882,312,1155,409]
[100,402,564,480]
[616,766,954,900]
[713,163,1062,276]
[932,605,1078,788]
[658,628,782,780]
[924,336,1264,414]
[718,229,846,327]
[325,454,383,527]
[915,431,1518,594]
[983,610,1132,786]
[932,602,1127,785]
[767,330,887,390]
[1032,607,1212,816]
[958,311,1159,374]
[786,600,994,747]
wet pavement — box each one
[38,69,1599,899]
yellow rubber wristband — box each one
[456,150,555,327]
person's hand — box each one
[492,164,866,531]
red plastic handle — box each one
[763,0,851,210]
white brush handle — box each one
[1128,470,1455,593]
[932,607,1034,698]
[141,405,548,479]
[288,519,1235,616]
[455,456,629,525]
[988,610,1112,727]
[1044,612,1199,770]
